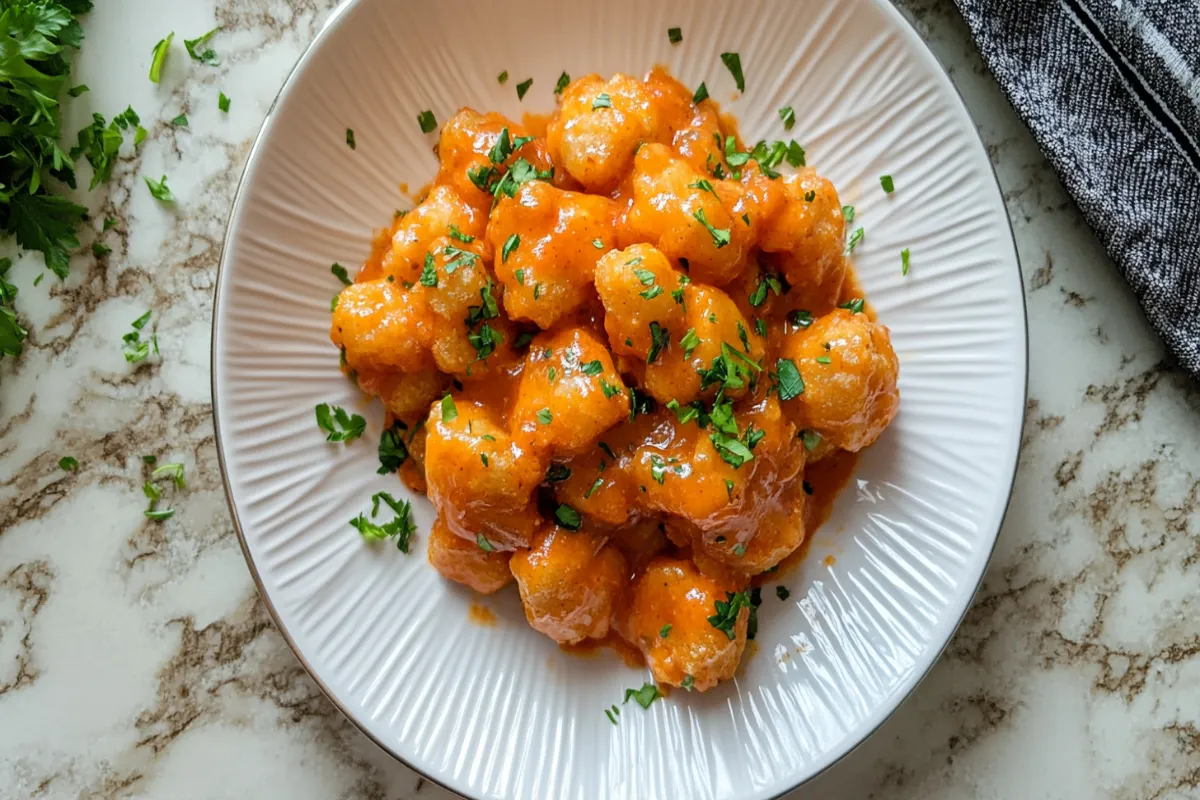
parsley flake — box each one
[59,456,78,472]
[838,297,865,314]
[440,395,458,422]
[516,78,533,100]
[624,683,664,709]
[144,175,174,202]
[498,71,508,84]
[554,503,582,530]
[502,233,520,264]
[668,27,682,44]
[315,403,367,443]
[707,590,750,639]
[692,82,709,104]
[779,106,795,130]
[417,110,437,133]
[901,248,911,276]
[350,491,416,552]
[775,358,804,400]
[693,208,730,248]
[536,407,553,425]
[476,533,497,552]
[149,33,174,84]
[377,422,409,473]
[647,321,669,364]
[555,72,570,94]
[219,92,231,113]
[184,27,220,64]
[880,174,895,193]
[846,227,864,253]
[592,93,612,110]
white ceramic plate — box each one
[212,0,1026,797]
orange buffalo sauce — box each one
[331,66,900,692]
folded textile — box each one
[951,0,1200,376]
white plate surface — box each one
[212,1,1026,798]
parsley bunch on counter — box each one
[0,0,94,357]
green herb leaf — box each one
[184,27,221,64]
[417,109,437,133]
[688,178,717,196]
[497,70,509,84]
[600,379,620,399]
[377,422,409,473]
[350,491,417,552]
[647,321,669,364]
[584,476,604,499]
[693,208,730,248]
[581,360,604,376]
[92,241,111,257]
[838,297,865,314]
[59,456,78,471]
[315,403,367,443]
[668,27,682,44]
[786,140,805,167]
[800,430,821,451]
[149,32,175,83]
[331,263,352,286]
[623,682,664,709]
[516,78,533,100]
[775,358,804,400]
[592,93,612,110]
[692,82,709,104]
[68,84,89,97]
[816,355,831,364]
[546,464,572,483]
[419,254,438,287]
[344,127,356,148]
[476,533,496,552]
[720,52,745,91]
[502,233,520,264]
[779,106,795,130]
[555,71,570,94]
[171,114,188,127]
[681,675,695,691]
[846,227,864,253]
[679,327,700,359]
[707,590,750,639]
[554,503,582,530]
[145,175,175,202]
[441,394,458,422]
[880,174,894,193]
[901,247,911,276]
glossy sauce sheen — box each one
[331,67,900,691]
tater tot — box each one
[421,235,519,379]
[758,169,847,307]
[615,557,748,691]
[488,181,618,329]
[388,185,490,283]
[547,74,656,193]
[428,514,514,594]
[642,283,765,406]
[510,326,630,456]
[330,279,432,375]
[594,244,687,361]
[510,526,629,644]
[435,110,559,212]
[777,309,900,452]
[424,398,545,550]
[356,368,450,422]
[624,144,761,287]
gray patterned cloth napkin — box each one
[951,0,1200,376]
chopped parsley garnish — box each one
[838,297,865,314]
[624,682,664,709]
[633,268,655,285]
[448,225,474,243]
[498,71,508,84]
[172,114,188,127]
[331,263,352,285]
[789,309,813,328]
[681,675,695,691]
[584,476,604,499]
[592,239,604,249]
[488,128,514,163]
[149,32,174,83]
[710,432,754,468]
[104,217,118,231]
[846,227,865,253]
[440,395,458,422]
[786,140,805,167]
[350,491,416,552]
[419,254,438,286]
[59,456,78,471]
[219,92,231,113]
[748,273,782,307]
[733,544,746,557]
[776,586,791,601]
[629,387,656,420]
[679,327,701,358]
[724,479,735,500]
[605,705,620,725]
[481,453,489,467]
[443,245,480,273]
[754,318,767,337]
[555,72,570,94]
[600,379,620,398]
[693,208,730,248]
[592,93,612,110]
[880,174,895,193]
[502,233,520,263]
[548,367,556,382]
[544,465,573,486]
[315,403,367,443]
[803,189,816,202]
[377,422,409,473]
[668,27,682,44]
[647,321,669,364]
[467,322,503,360]
[143,461,186,521]
[554,503,582,530]
[737,321,750,353]
[816,355,831,364]
[184,27,220,64]
[843,205,855,223]
[660,624,672,637]
[775,358,804,400]
[467,165,495,191]
[536,407,553,425]
[144,175,174,202]
[640,285,663,300]
[476,533,497,552]
[707,590,750,639]
[779,106,795,130]
[599,442,616,461]
[92,242,111,257]
[720,52,745,91]
[68,84,88,97]
[692,82,709,104]
[801,430,821,451]
[688,178,718,196]
[516,78,533,100]
[581,360,604,376]
[514,268,525,285]
[417,110,437,133]
[122,310,155,363]
[666,399,702,425]
[513,330,536,349]
[901,248,911,276]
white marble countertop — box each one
[3,1,1198,798]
